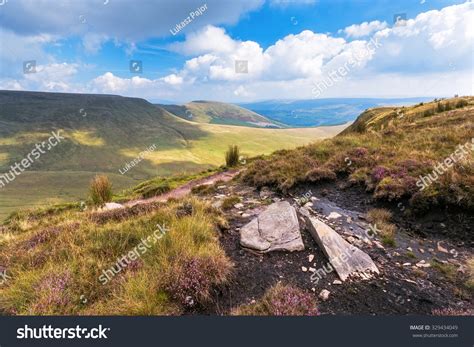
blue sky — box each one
[0,0,472,102]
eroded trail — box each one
[124,169,240,208]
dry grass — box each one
[89,175,113,206]
[225,145,240,167]
[0,197,232,315]
[366,208,397,246]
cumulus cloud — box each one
[340,20,388,38]
[1,1,472,102]
[0,0,263,41]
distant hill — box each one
[0,90,345,218]
[239,97,435,127]
[159,101,282,128]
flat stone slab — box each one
[240,201,304,253]
[300,208,379,281]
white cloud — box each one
[340,20,388,38]
[2,1,472,102]
[161,74,184,85]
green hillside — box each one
[243,96,474,212]
[160,100,282,128]
[0,91,346,219]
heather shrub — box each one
[304,167,336,182]
[164,257,231,308]
[232,283,318,316]
[89,175,113,206]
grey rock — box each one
[240,201,304,253]
[300,207,379,282]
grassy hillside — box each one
[160,101,282,128]
[243,96,474,212]
[0,91,345,219]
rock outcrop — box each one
[240,201,304,253]
[300,207,379,281]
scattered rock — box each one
[327,212,342,220]
[407,247,413,252]
[241,213,251,218]
[98,202,124,211]
[234,203,244,209]
[319,289,331,301]
[419,248,425,254]
[403,262,411,266]
[302,266,308,272]
[437,241,449,253]
[332,280,342,285]
[308,267,316,273]
[308,254,315,262]
[416,260,431,268]
[240,201,304,253]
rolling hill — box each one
[239,97,434,127]
[159,101,282,128]
[0,90,346,219]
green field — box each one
[0,90,347,220]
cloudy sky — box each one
[0,0,472,102]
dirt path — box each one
[124,169,240,208]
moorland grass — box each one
[0,197,232,315]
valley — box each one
[0,90,346,219]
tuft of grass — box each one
[89,175,113,206]
[225,145,240,167]
[430,259,457,282]
[366,208,397,246]
[221,196,241,210]
[232,283,318,316]
[464,257,474,291]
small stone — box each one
[437,242,449,253]
[403,262,411,266]
[332,280,342,285]
[327,212,342,219]
[308,267,316,273]
[311,287,316,292]
[419,248,425,254]
[407,247,413,252]
[319,289,331,301]
[416,261,431,268]
[241,213,251,218]
[308,254,315,262]
[302,266,308,272]
[234,203,244,209]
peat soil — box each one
[196,179,473,315]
